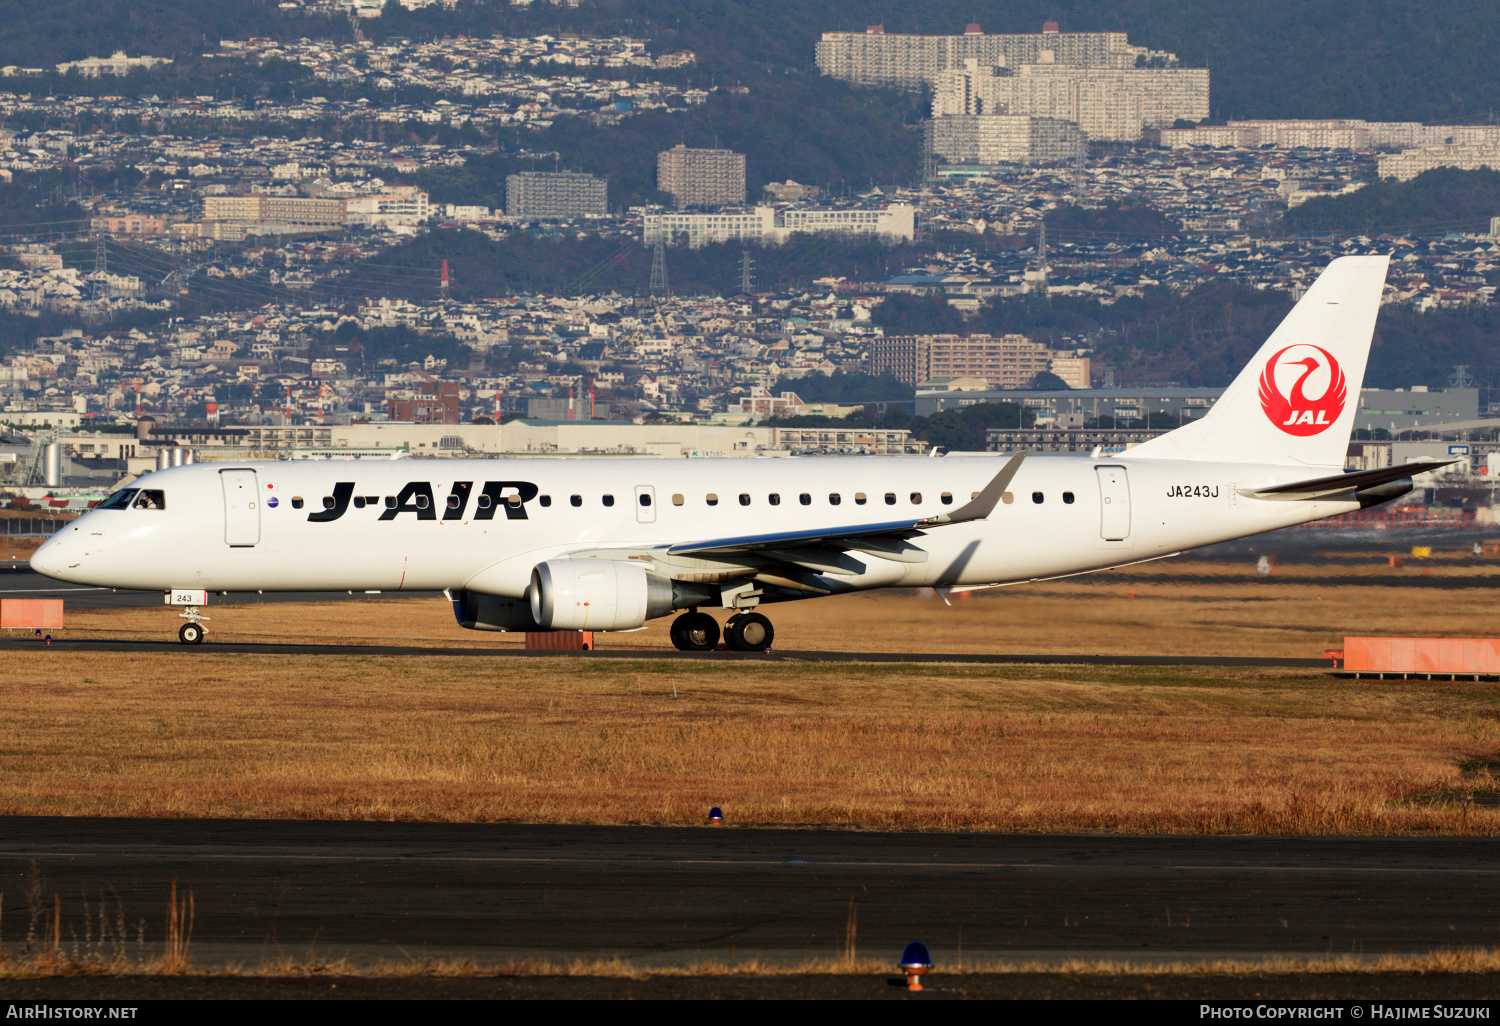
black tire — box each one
[724,612,773,652]
[673,612,719,651]
[178,622,204,645]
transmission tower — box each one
[92,231,109,312]
[649,238,669,296]
[1451,364,1476,388]
[738,250,754,294]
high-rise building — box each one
[933,59,1208,140]
[870,334,1064,389]
[925,115,1085,166]
[656,145,746,208]
[505,171,608,218]
[816,22,1180,91]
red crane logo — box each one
[1257,345,1346,436]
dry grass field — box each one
[4,544,1499,833]
[2,645,1499,833]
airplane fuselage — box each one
[31,454,1357,599]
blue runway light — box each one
[708,806,723,824]
[899,941,933,991]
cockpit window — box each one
[133,490,166,510]
[98,489,138,510]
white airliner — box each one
[31,255,1448,649]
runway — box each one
[3,818,1497,967]
[0,636,1329,665]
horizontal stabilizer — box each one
[1239,458,1457,501]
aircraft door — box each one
[220,468,261,546]
[634,485,657,524]
[1095,466,1131,541]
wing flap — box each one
[666,452,1027,558]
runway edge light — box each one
[899,941,933,992]
[708,806,723,825]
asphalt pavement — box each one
[2,818,1496,969]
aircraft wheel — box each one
[724,612,773,652]
[178,622,205,645]
[671,612,719,652]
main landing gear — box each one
[668,611,775,652]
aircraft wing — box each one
[667,452,1027,559]
[1237,458,1458,501]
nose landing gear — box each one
[176,607,209,645]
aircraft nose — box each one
[29,532,74,580]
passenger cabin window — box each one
[415,494,430,510]
[385,496,397,509]
[539,495,552,507]
[446,495,462,510]
[640,493,653,507]
[1032,492,1044,504]
[1063,492,1075,504]
[855,493,867,505]
[884,493,896,505]
[291,497,305,510]
[739,493,751,506]
[321,495,337,510]
[706,493,719,506]
[910,492,922,504]
[672,494,684,506]
[799,493,811,506]
[602,494,615,507]
[477,494,492,510]
[98,489,139,510]
[768,493,780,506]
[353,496,366,508]
[570,495,582,507]
[941,492,953,505]
[829,493,841,505]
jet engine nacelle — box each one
[529,558,674,631]
[450,588,544,632]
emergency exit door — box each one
[220,468,261,546]
[1095,465,1131,541]
[634,485,657,524]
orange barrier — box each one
[0,599,63,629]
[1344,637,1500,673]
[525,631,594,651]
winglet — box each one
[919,451,1026,526]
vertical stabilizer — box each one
[1127,255,1389,467]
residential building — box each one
[90,215,167,236]
[925,115,1085,165]
[656,144,746,208]
[933,59,1209,139]
[203,195,346,228]
[505,171,608,218]
[871,333,1061,389]
[816,22,1179,91]
[56,51,172,77]
[642,204,915,248]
